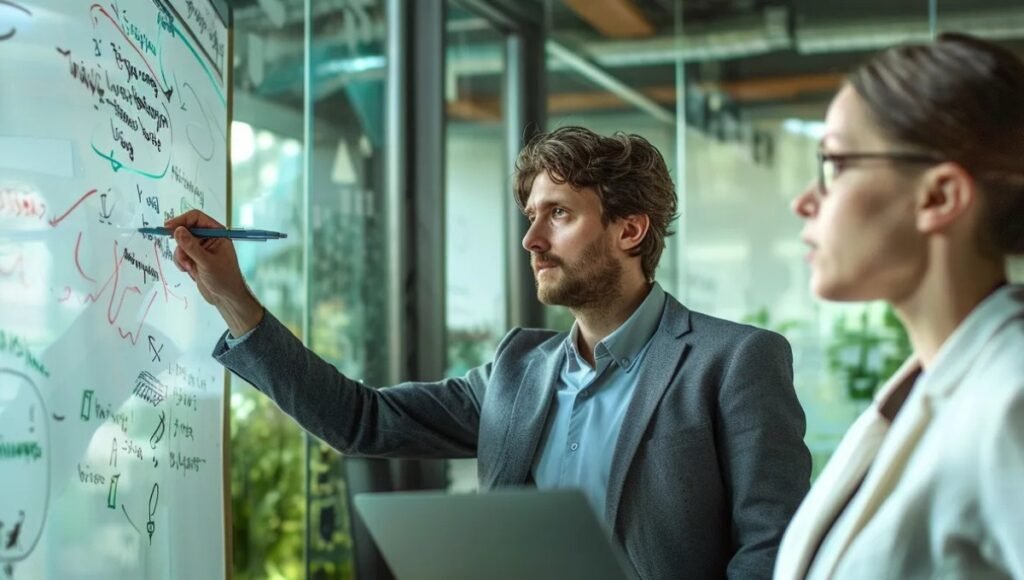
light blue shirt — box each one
[531,283,667,521]
[224,332,250,348]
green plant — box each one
[447,327,498,376]
[545,305,575,333]
[230,388,306,580]
[741,306,803,335]
[825,304,912,400]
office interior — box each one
[226,0,1024,578]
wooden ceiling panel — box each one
[562,0,656,38]
[447,72,843,120]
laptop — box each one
[353,489,638,580]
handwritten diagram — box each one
[0,1,227,578]
[0,1,30,43]
[0,370,50,573]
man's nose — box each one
[522,220,550,254]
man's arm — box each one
[717,329,812,579]
[216,311,503,458]
[165,210,265,337]
[165,209,496,459]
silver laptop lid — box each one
[354,489,638,580]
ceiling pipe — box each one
[546,39,676,124]
[795,8,1024,53]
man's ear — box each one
[916,162,976,235]
[617,214,650,252]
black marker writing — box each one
[121,248,159,284]
[150,410,165,449]
[0,2,32,43]
[4,510,24,550]
[77,463,106,486]
[148,336,163,363]
[57,47,105,102]
[132,371,167,407]
[147,483,159,544]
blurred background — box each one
[225,0,1024,578]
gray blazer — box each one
[215,295,811,580]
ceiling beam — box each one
[562,0,655,38]
[447,99,502,122]
[447,72,844,120]
[546,40,674,124]
[701,73,844,102]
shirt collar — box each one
[918,283,1023,398]
[563,282,667,372]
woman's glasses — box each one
[817,151,943,195]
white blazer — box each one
[775,284,1024,580]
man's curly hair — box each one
[513,126,679,282]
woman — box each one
[776,33,1024,579]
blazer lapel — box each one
[919,284,1024,401]
[814,285,1024,577]
[817,372,932,578]
[489,345,563,488]
[605,299,691,526]
[776,358,921,580]
[779,285,1024,579]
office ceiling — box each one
[227,0,1024,130]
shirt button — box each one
[570,442,579,451]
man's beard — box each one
[534,236,622,308]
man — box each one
[169,126,811,579]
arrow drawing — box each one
[122,503,141,535]
[48,188,98,227]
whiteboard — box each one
[0,1,229,578]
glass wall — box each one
[230,6,308,577]
[306,2,389,579]
[444,2,508,494]
[225,1,1024,577]
[668,0,1024,475]
[538,0,1024,476]
[230,1,388,578]
[444,5,508,378]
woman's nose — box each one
[792,182,819,219]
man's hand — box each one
[165,210,264,336]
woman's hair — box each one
[513,126,678,282]
[849,32,1024,255]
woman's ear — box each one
[617,214,651,252]
[916,162,977,235]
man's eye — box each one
[552,208,566,217]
